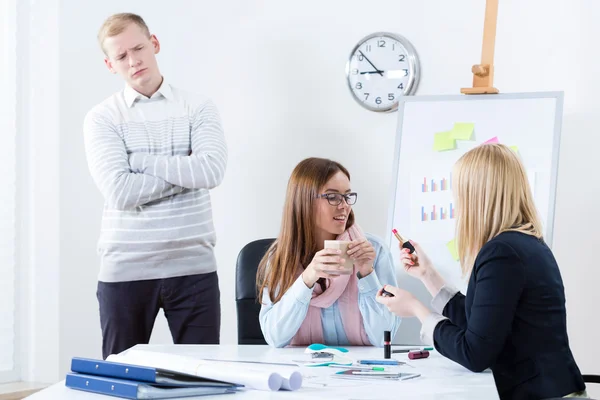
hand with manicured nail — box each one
[376,285,430,319]
[399,240,434,279]
[399,240,447,297]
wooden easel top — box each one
[461,0,500,95]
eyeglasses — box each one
[317,192,358,206]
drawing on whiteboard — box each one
[420,174,452,192]
[410,173,456,242]
[420,204,455,221]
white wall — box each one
[18,0,599,392]
[16,0,61,384]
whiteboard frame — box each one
[386,91,565,254]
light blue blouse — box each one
[259,233,402,348]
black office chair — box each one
[235,238,275,345]
[544,375,600,399]
[581,375,600,399]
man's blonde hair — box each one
[98,13,151,54]
[453,143,543,277]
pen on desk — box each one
[351,371,395,375]
[391,349,418,354]
[328,365,385,371]
[392,347,433,354]
[358,359,403,366]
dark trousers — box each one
[97,272,220,359]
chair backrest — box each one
[235,238,275,345]
[542,375,600,399]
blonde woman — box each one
[377,144,586,399]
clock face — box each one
[346,32,419,112]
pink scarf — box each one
[289,223,371,346]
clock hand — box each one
[360,70,384,75]
[358,50,384,77]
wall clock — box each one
[346,32,420,112]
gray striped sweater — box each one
[83,79,227,282]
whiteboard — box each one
[386,92,564,344]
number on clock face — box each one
[348,36,410,110]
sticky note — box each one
[446,238,459,261]
[509,145,519,153]
[483,136,499,144]
[450,123,475,140]
[433,131,456,151]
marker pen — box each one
[358,359,403,365]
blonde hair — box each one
[256,158,355,304]
[454,143,542,276]
[98,13,151,54]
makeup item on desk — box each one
[408,350,430,360]
[392,229,415,254]
[384,331,391,359]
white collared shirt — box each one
[123,78,175,107]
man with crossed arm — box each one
[83,12,227,359]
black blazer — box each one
[433,231,585,400]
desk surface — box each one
[27,344,498,399]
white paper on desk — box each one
[205,361,302,391]
[265,365,301,391]
[107,350,301,392]
[205,360,303,391]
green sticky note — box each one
[433,131,456,151]
[509,145,519,153]
[450,122,475,140]
[446,238,459,261]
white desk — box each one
[27,345,499,399]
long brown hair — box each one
[454,143,543,276]
[256,157,355,304]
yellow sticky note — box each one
[446,238,459,261]
[509,145,519,153]
[450,122,475,140]
[433,131,456,151]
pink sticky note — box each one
[483,136,499,144]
